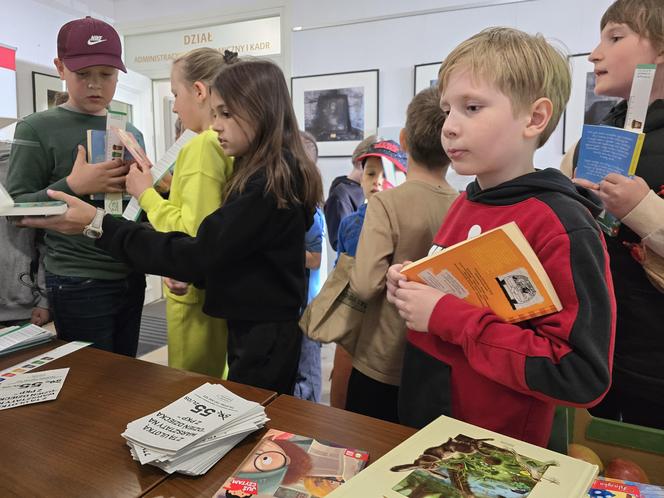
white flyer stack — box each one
[122,382,268,475]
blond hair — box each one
[405,87,449,170]
[438,27,570,147]
[351,135,378,167]
[173,47,224,85]
[601,0,664,53]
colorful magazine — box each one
[588,477,664,498]
[215,429,369,497]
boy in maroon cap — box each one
[6,17,146,357]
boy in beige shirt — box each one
[346,87,458,423]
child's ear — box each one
[655,50,664,65]
[54,58,66,80]
[399,128,409,153]
[192,81,208,102]
[523,97,553,140]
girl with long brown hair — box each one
[26,56,323,394]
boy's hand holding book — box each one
[387,261,444,332]
[66,145,128,196]
[394,279,447,332]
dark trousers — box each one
[589,371,664,430]
[226,319,302,395]
[46,272,145,357]
[345,367,400,424]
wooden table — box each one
[0,341,276,498]
[145,394,418,497]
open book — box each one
[0,181,67,217]
[401,221,562,323]
[328,415,598,498]
[217,428,369,497]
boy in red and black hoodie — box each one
[387,27,616,447]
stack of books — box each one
[122,382,268,475]
[0,324,56,356]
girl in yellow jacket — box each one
[129,48,232,377]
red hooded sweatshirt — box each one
[399,168,616,447]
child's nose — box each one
[588,45,602,63]
[442,117,458,138]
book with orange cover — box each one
[401,221,562,323]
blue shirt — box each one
[336,202,367,259]
[305,207,325,303]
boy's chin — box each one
[80,100,112,114]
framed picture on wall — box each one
[562,53,621,154]
[32,71,65,113]
[414,62,441,95]
[291,69,379,157]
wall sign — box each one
[0,43,17,128]
[125,16,281,79]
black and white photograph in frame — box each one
[291,69,378,157]
[414,62,441,95]
[32,71,66,113]
[562,53,621,154]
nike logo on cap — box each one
[87,35,107,46]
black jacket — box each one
[323,175,364,251]
[97,172,309,322]
[574,99,664,390]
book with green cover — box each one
[0,181,66,217]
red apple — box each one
[604,458,649,483]
[568,444,604,472]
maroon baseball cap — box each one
[57,16,126,72]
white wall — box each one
[291,0,613,195]
[288,0,613,271]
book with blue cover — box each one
[87,129,133,201]
[576,125,645,237]
[575,125,644,184]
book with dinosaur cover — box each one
[401,221,562,323]
[215,428,369,497]
[327,415,598,498]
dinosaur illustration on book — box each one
[390,434,560,498]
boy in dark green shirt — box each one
[7,16,146,356]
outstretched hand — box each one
[19,190,97,234]
[66,145,128,195]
